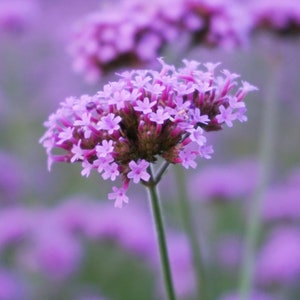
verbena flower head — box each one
[40,58,256,207]
[69,0,252,82]
[249,0,300,36]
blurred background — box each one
[0,0,300,299]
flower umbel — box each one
[40,58,256,207]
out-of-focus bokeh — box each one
[1,0,300,299]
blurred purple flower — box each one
[217,235,243,269]
[262,184,300,222]
[82,202,156,258]
[255,226,300,285]
[249,0,300,35]
[68,0,252,81]
[0,208,34,251]
[19,223,82,280]
[54,197,195,297]
[219,290,276,300]
[188,158,259,202]
[0,269,26,300]
[0,151,26,205]
[0,0,38,34]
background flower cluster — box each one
[1,0,300,300]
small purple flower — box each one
[71,140,84,163]
[187,127,206,146]
[97,113,121,134]
[216,105,236,127]
[81,160,93,177]
[108,186,129,208]
[179,149,197,169]
[149,106,171,125]
[96,140,114,157]
[134,97,156,114]
[127,160,150,184]
[101,162,120,181]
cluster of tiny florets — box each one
[249,0,300,35]
[40,58,256,207]
[68,0,251,82]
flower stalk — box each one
[147,166,177,300]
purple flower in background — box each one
[286,165,300,187]
[262,165,300,222]
[188,158,259,202]
[19,224,82,280]
[255,226,300,285]
[81,201,156,257]
[0,208,34,251]
[0,269,26,300]
[217,235,243,269]
[68,0,252,81]
[249,0,300,35]
[219,290,276,300]
[76,295,108,300]
[40,59,255,207]
[0,151,25,205]
[262,184,300,222]
[0,0,38,34]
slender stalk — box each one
[175,165,208,300]
[239,54,281,299]
[147,167,177,300]
[154,161,170,185]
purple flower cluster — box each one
[0,151,25,206]
[188,158,259,202]
[68,0,251,82]
[255,226,300,285]
[262,165,300,222]
[0,0,38,34]
[219,290,277,300]
[40,59,256,207]
[0,197,195,298]
[249,0,300,35]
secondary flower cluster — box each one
[69,0,250,82]
[0,0,38,34]
[249,0,300,35]
[40,59,256,207]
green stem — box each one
[147,168,177,300]
[154,161,170,185]
[239,55,281,299]
[175,165,208,300]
